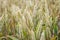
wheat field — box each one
[0,0,60,40]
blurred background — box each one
[0,0,60,40]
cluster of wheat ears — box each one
[0,0,60,40]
